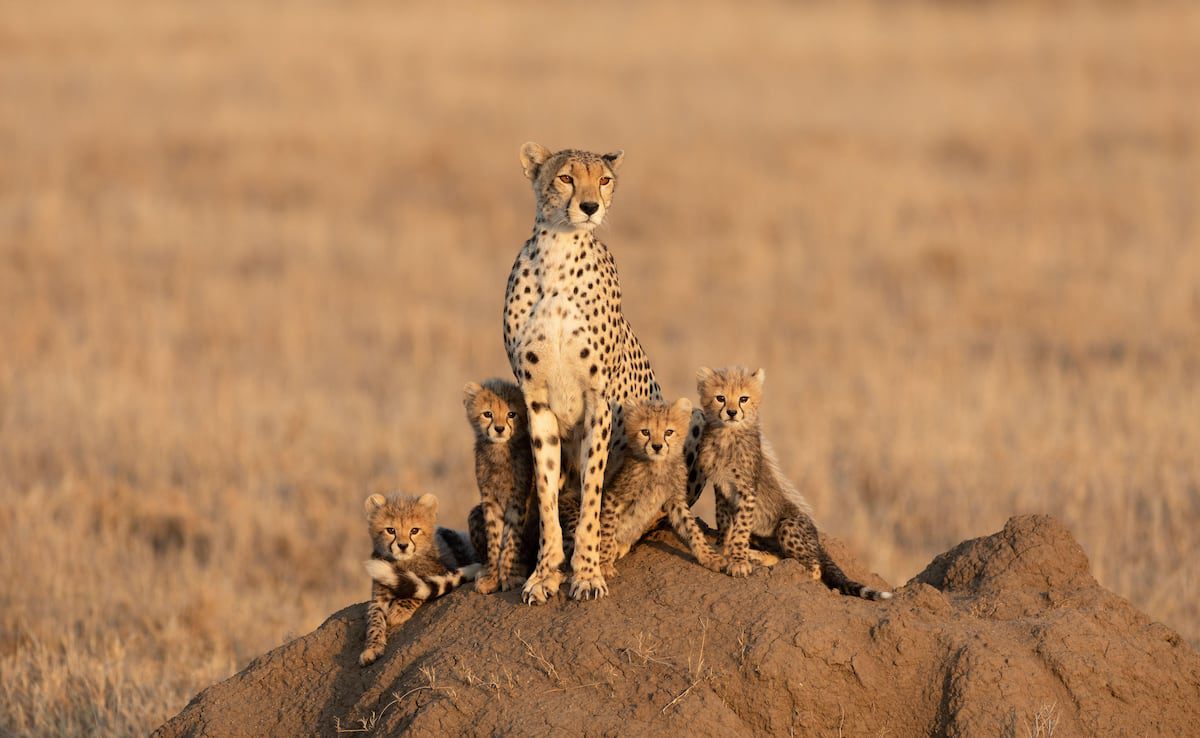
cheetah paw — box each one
[726,558,753,578]
[601,562,618,579]
[498,574,527,592]
[358,646,383,667]
[521,569,563,605]
[699,555,727,573]
[569,572,609,601]
[474,572,499,595]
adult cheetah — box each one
[503,142,705,603]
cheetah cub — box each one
[594,398,725,576]
[463,379,539,594]
[359,493,481,666]
[696,367,891,600]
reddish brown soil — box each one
[154,516,1199,737]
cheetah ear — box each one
[753,368,766,386]
[672,397,693,415]
[462,381,482,409]
[416,493,438,514]
[695,366,715,389]
[363,494,387,518]
[520,142,551,180]
[602,149,624,172]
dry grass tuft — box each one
[2,1,1198,735]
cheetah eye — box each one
[739,396,749,404]
[410,527,420,536]
[385,527,395,535]
[507,411,517,419]
[715,395,726,404]
[482,411,493,419]
[599,176,612,185]
[664,429,674,437]
[640,429,651,437]
[558,174,573,184]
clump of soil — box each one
[154,516,1199,737]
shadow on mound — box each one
[154,516,1200,737]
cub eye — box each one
[715,395,726,404]
[664,429,674,437]
[599,176,612,185]
[507,411,517,419]
[385,527,395,535]
[640,429,651,437]
[482,411,493,419]
[410,527,420,536]
[739,396,749,404]
[558,174,573,184]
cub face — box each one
[520,142,624,231]
[696,366,765,427]
[364,493,438,563]
[624,398,693,462]
[463,379,527,445]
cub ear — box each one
[752,368,766,386]
[602,149,625,172]
[520,142,552,180]
[363,494,387,518]
[416,493,439,514]
[463,381,482,409]
[695,366,715,389]
[672,397,693,415]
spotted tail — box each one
[363,560,482,601]
[818,549,892,601]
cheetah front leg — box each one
[664,493,725,573]
[521,390,565,605]
[568,392,612,600]
[473,497,504,594]
[496,494,530,591]
[359,586,390,666]
[714,485,733,541]
[722,481,757,577]
[597,495,624,579]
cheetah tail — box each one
[818,549,893,601]
[363,559,401,588]
[362,561,478,601]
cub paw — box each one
[521,568,563,605]
[498,574,527,592]
[358,646,383,667]
[569,571,609,601]
[726,557,753,578]
[474,572,499,595]
[601,561,618,579]
[699,554,727,573]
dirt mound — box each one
[154,516,1199,737]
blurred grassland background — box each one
[2,0,1198,734]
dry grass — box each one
[2,0,1198,734]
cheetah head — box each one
[364,493,438,563]
[696,366,765,427]
[624,397,693,462]
[463,379,527,445]
[520,142,624,231]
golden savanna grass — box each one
[2,1,1198,734]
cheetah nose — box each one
[397,543,408,552]
[725,409,738,419]
[652,443,663,453]
[493,425,506,435]
[580,201,599,216]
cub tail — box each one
[818,549,892,601]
